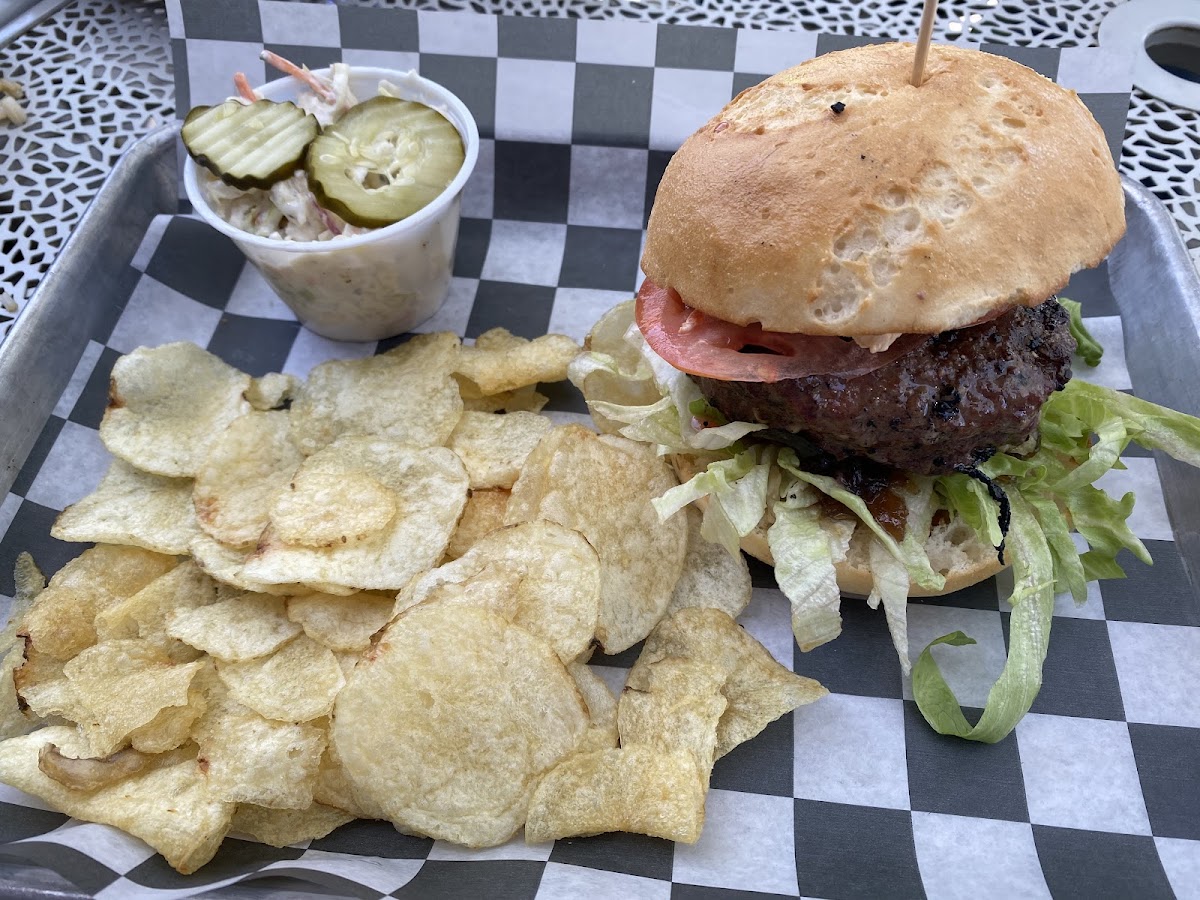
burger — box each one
[570,42,1200,742]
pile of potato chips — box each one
[0,330,825,874]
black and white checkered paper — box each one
[1,1,1197,897]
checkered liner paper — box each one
[0,0,1197,897]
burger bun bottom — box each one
[671,455,1007,599]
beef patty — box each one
[695,298,1075,475]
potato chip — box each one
[93,560,215,661]
[0,646,34,740]
[17,675,91,723]
[37,743,152,792]
[189,533,301,595]
[193,411,303,548]
[524,746,705,844]
[443,489,509,562]
[100,342,252,477]
[243,441,468,592]
[314,745,387,820]
[17,545,177,664]
[231,802,353,848]
[1,554,44,739]
[459,383,549,414]
[332,605,588,847]
[626,608,827,761]
[505,426,687,653]
[665,506,752,621]
[245,372,300,411]
[129,682,207,754]
[286,591,394,653]
[167,594,301,662]
[568,660,619,753]
[271,469,396,548]
[0,727,233,874]
[216,634,344,722]
[618,655,728,780]
[193,686,326,809]
[64,639,206,756]
[447,411,553,490]
[396,521,600,663]
[289,333,463,456]
[454,330,579,395]
[51,459,201,555]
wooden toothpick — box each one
[910,0,939,87]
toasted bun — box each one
[641,42,1126,337]
[672,455,1006,597]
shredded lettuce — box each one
[573,298,1200,743]
[769,493,853,652]
[1060,297,1103,367]
[912,491,1056,742]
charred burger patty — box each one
[695,298,1075,476]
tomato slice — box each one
[634,279,928,384]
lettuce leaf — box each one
[912,490,1056,742]
[769,495,852,652]
[1060,297,1103,367]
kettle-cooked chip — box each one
[332,605,588,847]
[93,560,215,661]
[193,411,303,548]
[189,533,302,596]
[215,634,345,723]
[243,441,468,592]
[664,506,752,621]
[51,459,201,555]
[396,521,601,664]
[289,333,463,456]
[454,330,579,395]
[286,591,394,653]
[568,660,619,753]
[100,342,252,477]
[271,469,397,548]
[0,727,233,874]
[443,489,509,562]
[64,640,206,757]
[506,426,687,653]
[128,682,207,754]
[524,746,706,844]
[17,545,177,667]
[167,594,301,662]
[458,382,550,414]
[231,802,354,848]
[446,411,553,490]
[192,686,326,810]
[245,372,300,411]
[625,608,827,761]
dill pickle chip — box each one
[183,99,319,191]
[306,96,465,229]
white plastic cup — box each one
[184,67,479,342]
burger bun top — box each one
[641,42,1126,337]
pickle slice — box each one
[183,99,319,191]
[305,96,465,229]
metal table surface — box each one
[0,0,1198,344]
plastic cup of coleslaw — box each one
[183,67,479,343]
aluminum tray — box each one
[1,123,1199,899]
